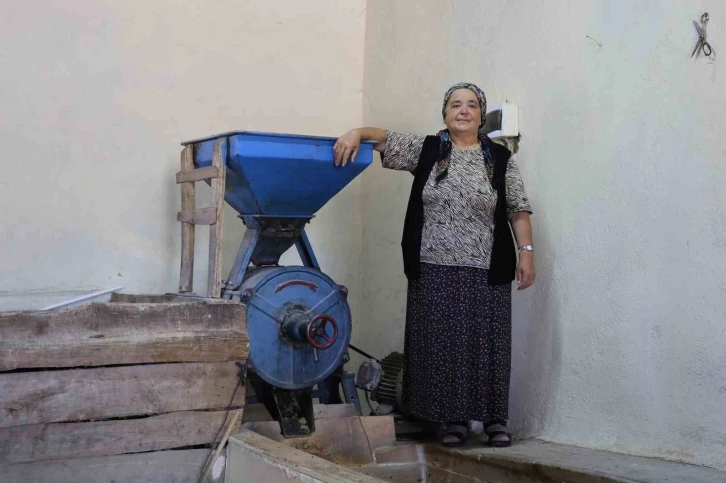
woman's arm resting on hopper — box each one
[509,211,535,291]
[334,128,387,166]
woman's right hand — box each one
[333,129,361,167]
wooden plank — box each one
[208,139,226,298]
[176,165,221,183]
[0,362,245,428]
[242,403,357,422]
[179,145,195,293]
[228,429,384,483]
[110,293,182,303]
[242,416,381,465]
[359,415,397,451]
[177,207,218,225]
[110,293,201,303]
[0,403,244,465]
[109,293,221,304]
[0,301,248,371]
[0,448,224,483]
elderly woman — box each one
[333,83,534,447]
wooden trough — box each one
[0,294,249,483]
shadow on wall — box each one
[509,219,561,440]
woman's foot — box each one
[442,422,468,447]
[483,421,511,447]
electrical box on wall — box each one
[482,102,519,139]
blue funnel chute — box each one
[183,131,374,217]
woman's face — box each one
[444,88,481,135]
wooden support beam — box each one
[177,207,218,225]
[0,301,248,371]
[208,139,226,298]
[176,165,221,184]
[179,145,196,293]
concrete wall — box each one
[361,0,726,469]
[0,1,367,315]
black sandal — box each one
[442,422,468,447]
[484,422,511,447]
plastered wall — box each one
[360,0,726,469]
[0,1,367,318]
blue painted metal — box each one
[241,266,351,390]
[185,131,374,217]
[223,226,261,296]
[182,130,365,413]
[295,230,320,270]
[222,216,317,295]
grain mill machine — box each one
[179,132,374,438]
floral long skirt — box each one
[401,262,512,423]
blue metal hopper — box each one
[182,131,374,217]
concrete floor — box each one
[441,439,726,483]
[228,425,726,482]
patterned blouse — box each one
[383,131,532,270]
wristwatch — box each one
[518,245,533,253]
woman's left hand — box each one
[516,252,535,291]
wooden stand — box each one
[0,297,249,482]
[177,140,226,297]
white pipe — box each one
[41,285,125,311]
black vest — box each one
[400,136,516,285]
